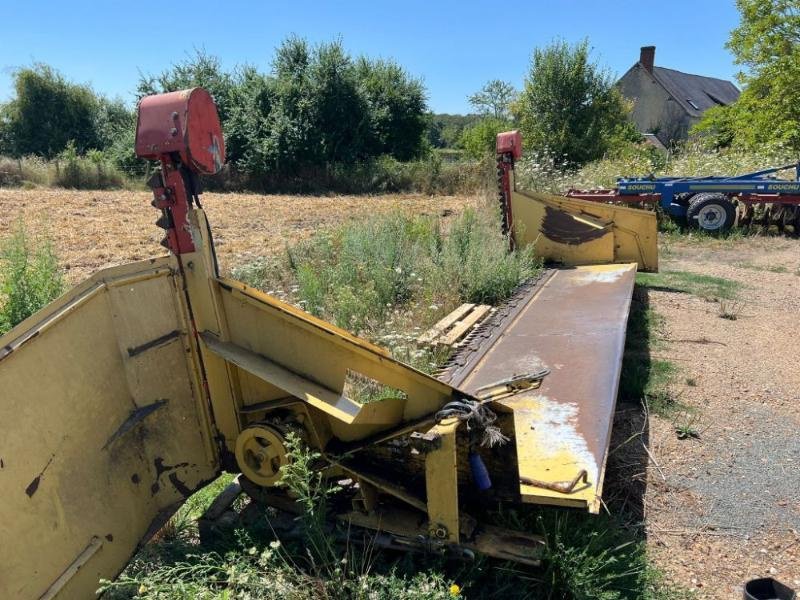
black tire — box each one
[686,193,736,233]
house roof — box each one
[651,66,740,117]
[642,133,667,151]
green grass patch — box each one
[635,270,739,301]
[233,206,541,371]
[102,440,460,600]
[0,221,64,336]
[619,287,683,418]
[103,439,689,600]
[450,506,690,599]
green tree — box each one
[468,79,517,120]
[310,41,369,164]
[356,58,428,160]
[426,113,480,149]
[0,64,101,157]
[137,50,236,121]
[224,66,278,178]
[137,38,430,185]
[694,0,800,149]
[459,117,510,159]
[514,40,636,165]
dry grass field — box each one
[0,189,478,285]
[2,188,798,597]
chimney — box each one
[640,46,655,73]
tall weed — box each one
[0,222,64,335]
[203,154,492,196]
[233,205,540,351]
[516,141,797,193]
[52,142,129,189]
[0,149,130,189]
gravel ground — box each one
[645,235,800,597]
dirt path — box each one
[645,235,800,596]
[0,189,476,284]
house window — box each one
[687,98,700,110]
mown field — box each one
[1,186,798,598]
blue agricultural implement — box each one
[567,163,800,233]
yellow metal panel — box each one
[481,263,638,513]
[178,210,246,450]
[511,190,616,265]
[201,333,406,426]
[424,421,460,543]
[509,171,659,272]
[0,259,218,599]
[214,278,463,442]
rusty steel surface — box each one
[444,264,637,512]
[540,205,608,245]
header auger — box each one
[0,91,657,599]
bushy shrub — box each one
[0,157,25,187]
[203,154,489,195]
[460,117,513,159]
[0,155,50,187]
[0,150,131,189]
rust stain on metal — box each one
[150,457,190,496]
[541,206,608,245]
[103,399,168,449]
[25,454,55,498]
[444,265,637,510]
[168,472,192,497]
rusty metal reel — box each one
[235,424,289,487]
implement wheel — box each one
[687,193,736,233]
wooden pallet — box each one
[418,303,493,347]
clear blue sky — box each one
[0,0,741,114]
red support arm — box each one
[495,131,522,245]
[135,88,225,255]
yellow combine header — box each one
[0,94,657,599]
[496,129,657,272]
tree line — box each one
[2,2,795,192]
[0,37,640,183]
[694,0,800,150]
[0,38,431,189]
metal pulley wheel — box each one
[235,424,289,487]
